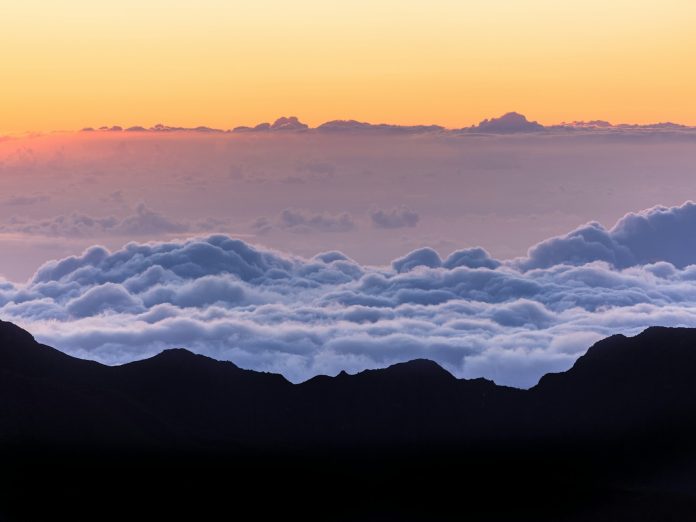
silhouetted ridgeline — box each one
[3,319,696,521]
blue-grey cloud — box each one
[443,247,501,270]
[259,208,356,233]
[3,202,696,389]
[519,201,696,270]
[317,120,444,134]
[392,247,442,272]
[370,206,420,229]
[1,203,187,237]
[2,194,50,206]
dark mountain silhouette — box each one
[4,319,696,520]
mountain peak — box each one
[380,358,455,379]
[0,319,36,345]
[148,348,239,368]
[534,326,696,397]
[155,347,199,358]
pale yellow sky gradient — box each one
[2,0,695,132]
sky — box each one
[2,0,696,133]
[1,127,696,281]
[2,1,696,386]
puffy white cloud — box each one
[519,201,696,270]
[391,248,444,273]
[4,202,696,389]
[443,248,501,270]
[67,283,145,317]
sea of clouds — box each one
[4,202,696,388]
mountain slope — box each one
[531,327,696,439]
[4,321,696,449]
[4,321,696,521]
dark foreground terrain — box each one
[3,319,696,520]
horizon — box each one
[5,111,696,135]
[0,316,681,389]
[2,1,696,133]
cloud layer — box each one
[82,114,696,135]
[4,202,696,388]
[3,124,696,285]
[0,203,188,237]
[519,202,696,270]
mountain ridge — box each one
[5,320,696,520]
[4,320,696,449]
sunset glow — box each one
[2,0,696,133]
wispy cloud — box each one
[1,203,187,237]
[370,206,420,229]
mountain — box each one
[0,320,521,450]
[531,327,696,439]
[4,320,696,520]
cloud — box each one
[370,206,420,229]
[80,116,696,135]
[4,202,696,389]
[84,124,226,133]
[67,283,145,317]
[392,248,442,272]
[0,203,188,237]
[519,201,696,270]
[117,203,188,235]
[554,121,688,131]
[254,208,356,234]
[469,112,544,133]
[443,248,501,270]
[100,190,127,207]
[279,209,354,233]
[233,116,309,133]
[391,247,500,273]
[317,120,444,134]
[269,117,309,131]
[2,194,50,206]
[251,217,273,235]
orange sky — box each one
[2,0,696,132]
